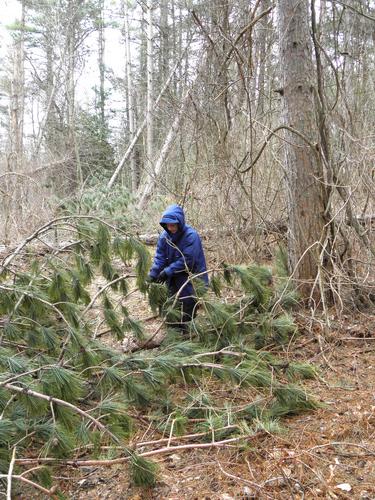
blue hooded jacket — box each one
[149,205,208,298]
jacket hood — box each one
[160,204,186,233]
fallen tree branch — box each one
[15,431,264,466]
[6,446,17,500]
[0,215,128,272]
[0,473,58,498]
[4,383,122,445]
[82,273,135,315]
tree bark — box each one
[123,1,137,191]
[278,0,326,296]
[66,0,82,187]
[146,0,154,175]
[9,0,25,171]
[98,0,106,137]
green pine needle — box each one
[274,246,289,278]
[210,274,222,297]
[173,413,188,436]
[54,405,79,431]
[130,454,158,487]
[101,260,115,281]
[32,466,53,489]
[48,272,69,303]
[41,366,84,402]
[3,322,21,341]
[271,384,321,417]
[205,302,237,341]
[39,327,59,353]
[123,379,151,407]
[75,254,94,285]
[0,221,321,495]
[271,313,297,343]
[71,273,91,305]
[123,316,145,341]
[0,420,17,445]
[97,223,111,256]
[7,354,29,374]
[253,417,283,434]
[286,362,319,381]
[100,367,125,390]
[119,277,129,295]
[104,308,124,340]
[41,424,76,458]
[18,386,48,417]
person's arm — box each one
[149,235,167,278]
[163,232,197,277]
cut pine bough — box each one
[0,218,321,494]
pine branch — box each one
[4,383,123,446]
[0,216,319,494]
[0,365,54,387]
[82,274,135,315]
[1,215,124,272]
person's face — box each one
[166,223,179,234]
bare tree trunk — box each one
[98,0,106,137]
[44,42,57,153]
[137,90,191,210]
[123,1,137,191]
[159,0,169,84]
[9,0,25,172]
[36,41,68,157]
[278,0,326,297]
[254,0,271,117]
[146,0,154,175]
[66,0,82,188]
[67,2,75,140]
[107,57,185,190]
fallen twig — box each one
[6,446,17,500]
[15,432,264,466]
[0,473,58,498]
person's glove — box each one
[156,270,167,283]
[146,274,157,284]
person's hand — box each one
[156,270,167,283]
[146,275,157,285]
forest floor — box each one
[57,291,375,500]
[5,242,374,500]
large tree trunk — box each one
[146,0,154,175]
[9,0,25,172]
[278,0,326,297]
[66,0,82,188]
[123,0,137,191]
[98,0,106,138]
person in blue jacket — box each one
[147,204,208,332]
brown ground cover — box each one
[56,310,375,500]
